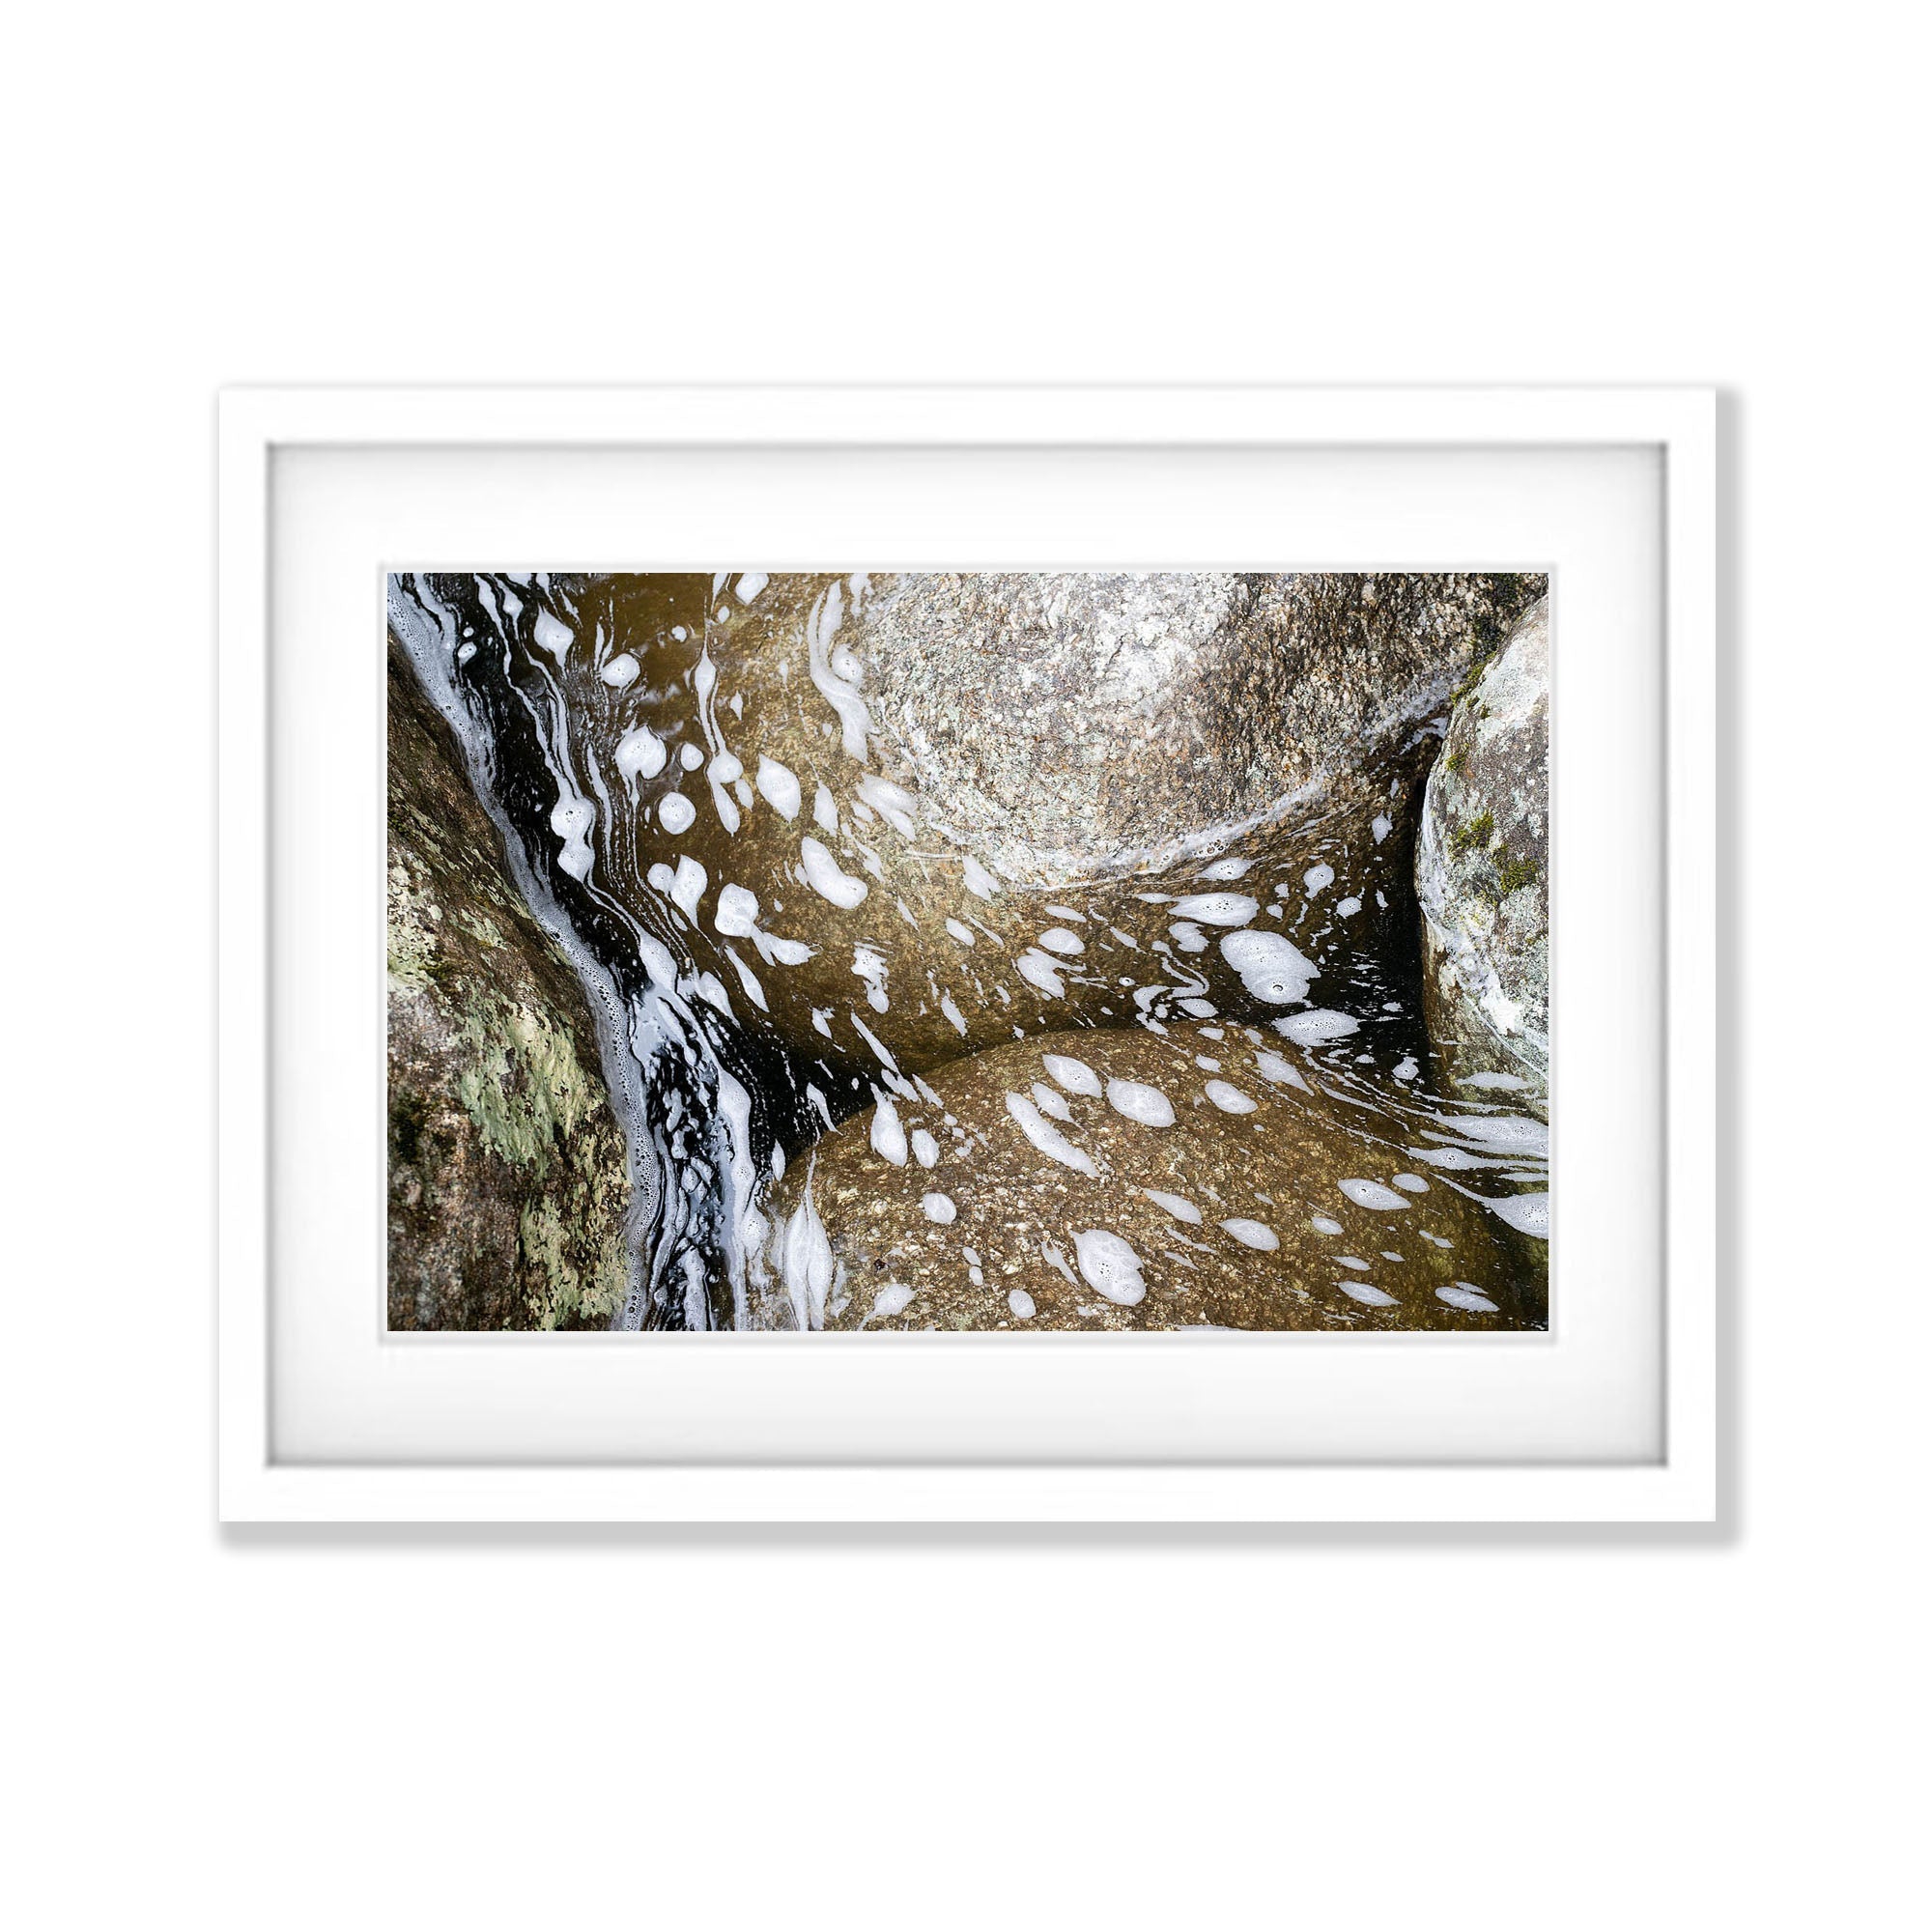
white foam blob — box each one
[1072,1229,1147,1305]
[735,571,768,603]
[1338,1179,1408,1211]
[1219,930,1318,1004]
[922,1192,957,1225]
[1030,1082,1073,1122]
[1199,857,1254,881]
[1016,950,1067,997]
[1037,927,1085,955]
[1371,814,1392,843]
[1303,863,1334,895]
[1170,893,1259,926]
[1204,1080,1257,1115]
[1005,1093,1099,1176]
[940,993,967,1036]
[1311,1215,1344,1236]
[531,611,573,659]
[1459,1070,1529,1091]
[1169,921,1208,953]
[869,1094,908,1166]
[945,918,975,946]
[1042,1053,1102,1097]
[1394,1057,1419,1081]
[599,652,640,689]
[1437,1283,1500,1313]
[1178,998,1216,1018]
[1008,1288,1036,1321]
[1253,1051,1310,1091]
[679,743,703,772]
[1392,1173,1430,1193]
[1338,1280,1399,1307]
[754,755,801,820]
[857,774,919,838]
[1442,1114,1550,1158]
[714,883,759,937]
[910,1128,940,1170]
[1145,1189,1203,1225]
[1335,896,1362,918]
[962,856,1000,899]
[1219,1218,1279,1251]
[1107,1078,1176,1127]
[870,1282,916,1320]
[614,727,668,781]
[800,836,868,909]
[1486,1191,1549,1238]
[1275,1009,1360,1045]
[1336,1255,1371,1269]
[658,792,696,835]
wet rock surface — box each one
[386,639,634,1329]
[1415,597,1550,1099]
[387,570,1550,1328]
[757,1022,1548,1331]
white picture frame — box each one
[218,384,1716,1523]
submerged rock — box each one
[386,639,633,1329]
[1415,596,1550,1101]
[755,1022,1549,1332]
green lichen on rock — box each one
[385,636,633,1330]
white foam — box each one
[1042,1053,1101,1097]
[1336,1255,1371,1270]
[735,571,768,603]
[665,855,706,919]
[1394,1057,1419,1081]
[1338,1280,1398,1307]
[1392,1173,1430,1193]
[1170,893,1259,927]
[531,611,572,659]
[1072,1229,1147,1305]
[850,944,890,1013]
[869,1094,908,1166]
[800,837,868,910]
[1219,1218,1279,1251]
[911,1128,940,1169]
[1219,930,1318,1004]
[856,774,919,838]
[962,855,1001,899]
[1459,1070,1530,1092]
[1275,1009,1359,1045]
[679,743,703,772]
[1442,1114,1550,1158]
[1106,1078,1176,1127]
[1371,813,1392,843]
[1253,1051,1310,1091]
[1311,1215,1344,1236]
[1204,1080,1257,1115]
[1335,896,1362,918]
[1005,1093,1099,1177]
[1037,927,1085,955]
[658,792,696,835]
[599,652,640,689]
[922,1192,957,1224]
[614,726,667,781]
[1486,1191,1549,1238]
[1168,922,1208,953]
[939,993,967,1036]
[1338,1179,1408,1211]
[1199,857,1254,881]
[1008,1288,1036,1321]
[1016,951,1066,997]
[1437,1283,1500,1313]
[1303,864,1334,895]
[1145,1189,1202,1225]
[714,884,759,937]
[870,1282,916,1320]
[813,783,839,835]
[1030,1082,1073,1122]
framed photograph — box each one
[218,385,1716,1521]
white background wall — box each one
[4,5,1924,1927]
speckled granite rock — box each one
[386,637,633,1329]
[754,1021,1548,1332]
[1415,596,1549,1101]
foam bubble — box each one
[1219,1218,1279,1251]
[1144,1189,1203,1225]
[600,652,640,689]
[911,1129,940,1169]
[1338,1280,1398,1307]
[922,1192,957,1224]
[1107,1078,1176,1127]
[1436,1283,1499,1313]
[1037,927,1085,955]
[869,1094,908,1166]
[1219,929,1318,1004]
[870,1282,915,1320]
[1170,893,1260,926]
[1005,1093,1099,1176]
[800,837,868,910]
[1338,1179,1408,1211]
[1042,1053,1102,1097]
[1311,1215,1344,1236]
[1303,864,1334,895]
[1275,1009,1359,1045]
[1486,1192,1549,1238]
[714,884,759,937]
[1072,1229,1147,1305]
[1030,1082,1073,1122]
[614,727,667,781]
[1253,1051,1310,1091]
[1008,1288,1036,1321]
[658,792,696,835]
[755,756,802,820]
[1204,1080,1257,1115]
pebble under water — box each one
[387,569,1549,1331]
